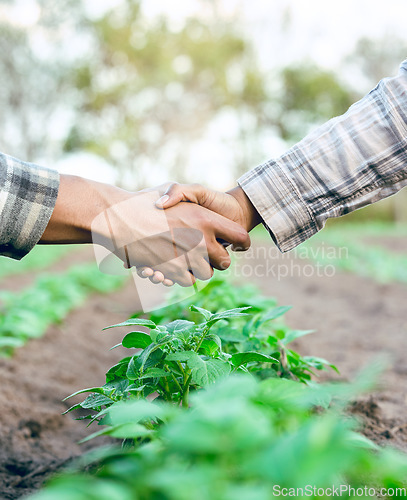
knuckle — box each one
[167,182,179,194]
[235,228,249,245]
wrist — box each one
[227,186,262,232]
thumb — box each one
[155,183,205,209]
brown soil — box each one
[1,236,407,498]
[0,274,161,499]
[362,235,407,255]
[232,238,407,450]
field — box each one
[0,223,406,499]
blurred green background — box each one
[0,0,406,223]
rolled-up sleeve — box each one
[238,59,407,252]
[0,153,59,259]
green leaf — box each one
[149,329,158,343]
[0,337,25,348]
[103,379,129,396]
[231,352,279,368]
[205,333,222,349]
[63,387,106,401]
[80,394,114,410]
[199,339,220,356]
[189,354,231,386]
[108,400,167,427]
[259,305,292,324]
[109,343,122,350]
[275,328,287,340]
[303,356,340,374]
[166,351,197,363]
[218,329,246,343]
[208,306,252,325]
[103,318,156,330]
[165,351,230,385]
[266,335,279,347]
[127,347,165,379]
[139,368,169,379]
[165,319,195,334]
[122,331,152,349]
[190,305,212,321]
[282,329,314,345]
[79,423,152,443]
[105,357,132,382]
[126,355,140,381]
[61,403,82,415]
[140,343,168,372]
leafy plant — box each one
[135,277,338,382]
[300,222,407,284]
[64,292,337,432]
[0,263,126,356]
[29,376,407,500]
[64,306,279,425]
[0,244,73,280]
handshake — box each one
[92,182,263,287]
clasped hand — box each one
[132,183,261,286]
[92,187,252,287]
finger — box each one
[211,213,251,252]
[140,268,154,278]
[186,251,214,281]
[137,267,148,278]
[155,183,182,208]
[155,258,197,287]
[150,271,165,284]
[206,239,232,271]
[156,183,206,209]
[137,267,174,286]
[173,270,196,287]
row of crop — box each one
[300,222,407,284]
[0,263,127,356]
[0,244,74,280]
[29,277,407,499]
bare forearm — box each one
[40,174,125,244]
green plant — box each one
[0,243,73,280]
[29,376,407,500]
[64,306,279,422]
[64,294,337,433]
[299,222,407,284]
[136,277,338,382]
[0,263,127,356]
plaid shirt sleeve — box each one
[0,153,59,260]
[238,59,407,252]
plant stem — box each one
[177,361,185,375]
[194,324,210,353]
[169,371,183,395]
[182,373,192,408]
[158,382,171,402]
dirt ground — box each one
[235,237,407,449]
[0,237,406,498]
